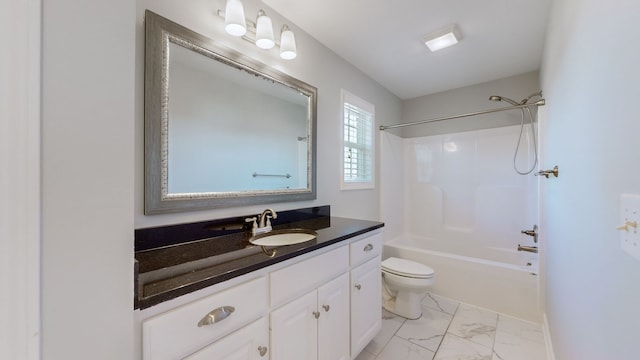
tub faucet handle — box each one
[521,224,538,243]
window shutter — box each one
[341,90,375,189]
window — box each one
[341,90,375,190]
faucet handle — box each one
[520,224,538,243]
[245,217,258,233]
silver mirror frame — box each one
[144,11,317,214]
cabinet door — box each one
[270,290,318,360]
[350,256,382,359]
[317,273,350,360]
[183,317,269,360]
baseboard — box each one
[542,313,556,360]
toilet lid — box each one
[382,257,434,279]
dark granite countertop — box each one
[135,206,384,309]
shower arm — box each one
[379,99,545,131]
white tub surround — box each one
[381,124,540,322]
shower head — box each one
[489,95,520,106]
[521,91,543,104]
[490,91,544,106]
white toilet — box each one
[381,257,435,319]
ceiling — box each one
[262,0,552,100]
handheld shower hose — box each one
[489,92,542,175]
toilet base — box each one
[382,290,424,320]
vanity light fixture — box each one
[279,25,297,60]
[424,25,461,52]
[255,10,275,49]
[217,3,298,60]
[224,0,247,36]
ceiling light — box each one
[424,25,461,52]
[279,25,297,60]
[224,0,247,36]
[255,10,275,49]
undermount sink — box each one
[249,229,317,247]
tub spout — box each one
[517,245,538,253]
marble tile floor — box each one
[355,293,547,360]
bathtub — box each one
[384,234,541,323]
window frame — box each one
[340,89,375,190]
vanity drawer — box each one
[270,245,349,307]
[350,232,382,267]
[183,317,268,360]
[142,276,268,360]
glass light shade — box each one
[279,25,297,60]
[255,10,275,49]
[224,0,246,36]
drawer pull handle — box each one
[258,346,268,357]
[354,284,362,290]
[197,306,235,327]
[363,243,374,252]
[322,304,330,312]
[313,311,320,319]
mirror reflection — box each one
[144,11,317,214]
[168,43,309,193]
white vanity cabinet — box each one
[269,246,350,360]
[139,229,383,360]
[270,273,350,360]
[349,234,383,359]
[270,290,318,360]
[350,257,382,358]
[317,273,351,360]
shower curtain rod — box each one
[379,99,546,131]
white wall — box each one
[1,0,41,359]
[41,1,135,359]
[135,0,402,228]
[540,0,640,358]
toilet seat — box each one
[382,257,434,279]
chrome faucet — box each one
[258,208,277,229]
[246,208,278,235]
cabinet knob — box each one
[258,346,268,357]
[354,284,362,290]
[197,306,235,327]
[322,304,330,312]
[313,311,320,319]
[363,243,374,252]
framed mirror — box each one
[145,11,317,214]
